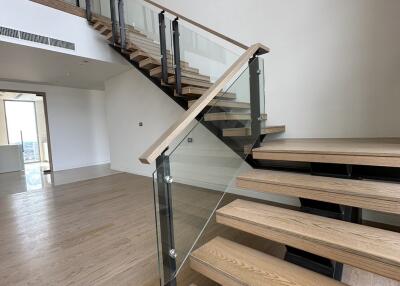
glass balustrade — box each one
[152,57,266,284]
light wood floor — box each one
[0,173,159,286]
[0,172,398,285]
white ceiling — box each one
[0,41,130,90]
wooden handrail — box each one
[139,43,269,164]
[143,0,249,50]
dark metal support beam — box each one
[172,18,182,95]
[156,151,177,286]
[158,11,169,84]
[286,163,363,282]
[118,0,127,51]
[249,55,262,149]
[109,0,118,45]
[85,0,92,22]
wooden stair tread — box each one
[149,66,200,77]
[190,237,346,286]
[183,87,236,99]
[92,17,148,38]
[139,57,189,69]
[204,112,267,121]
[216,199,400,281]
[168,76,213,88]
[237,169,400,214]
[99,25,112,35]
[130,50,174,64]
[93,22,104,30]
[223,125,285,137]
[252,138,400,167]
[188,99,249,109]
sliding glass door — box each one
[4,100,40,163]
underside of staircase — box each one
[90,16,285,167]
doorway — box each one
[5,100,41,163]
[1,91,53,174]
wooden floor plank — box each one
[216,199,400,281]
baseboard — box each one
[53,161,111,172]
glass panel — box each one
[179,23,240,82]
[152,58,265,284]
[80,0,109,18]
[124,0,159,42]
[5,101,40,163]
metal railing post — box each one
[156,151,177,286]
[249,55,262,148]
[172,18,182,96]
[85,0,92,22]
[158,11,169,84]
[109,0,118,45]
[118,0,127,51]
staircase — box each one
[190,138,400,285]
[82,1,400,286]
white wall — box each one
[0,0,125,65]
[105,68,246,187]
[0,80,110,171]
[154,0,400,138]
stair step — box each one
[182,87,236,99]
[216,199,400,281]
[138,57,163,69]
[93,21,104,30]
[252,138,400,167]
[126,36,165,55]
[149,66,201,78]
[204,112,267,121]
[99,25,112,36]
[129,50,152,61]
[92,16,146,35]
[188,99,250,109]
[130,50,174,65]
[236,169,400,215]
[190,237,346,286]
[111,33,166,56]
[139,57,189,70]
[127,32,160,46]
[124,41,159,54]
[168,76,213,88]
[223,125,285,137]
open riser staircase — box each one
[76,0,400,285]
[88,12,285,166]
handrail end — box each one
[139,157,152,165]
[255,43,270,55]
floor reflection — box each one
[24,162,51,191]
[0,163,119,196]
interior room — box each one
[0,0,399,286]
